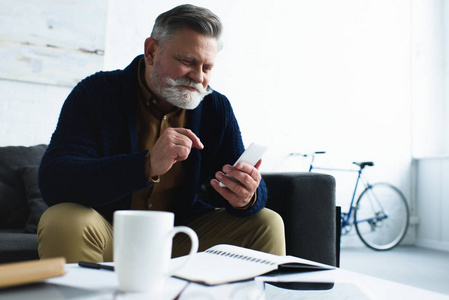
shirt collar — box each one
[137,58,157,108]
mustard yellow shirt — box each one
[131,59,188,212]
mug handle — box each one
[166,226,199,276]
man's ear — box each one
[144,37,158,66]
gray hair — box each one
[151,4,223,51]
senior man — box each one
[37,4,285,263]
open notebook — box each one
[172,244,333,285]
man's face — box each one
[145,28,218,109]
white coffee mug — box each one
[113,210,198,292]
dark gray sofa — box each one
[0,145,337,267]
[0,145,48,263]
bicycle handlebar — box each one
[289,151,326,157]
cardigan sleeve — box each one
[199,92,267,217]
[220,109,267,217]
[39,72,153,208]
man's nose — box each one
[189,66,205,84]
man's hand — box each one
[149,128,203,177]
[211,159,262,208]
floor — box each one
[264,241,449,300]
[340,244,449,296]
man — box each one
[37,4,285,263]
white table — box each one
[1,262,448,300]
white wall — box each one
[411,0,449,251]
[414,158,449,251]
[411,0,447,157]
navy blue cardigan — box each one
[39,55,267,224]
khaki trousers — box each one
[37,203,286,263]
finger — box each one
[233,162,261,183]
[172,144,191,161]
[210,179,250,208]
[163,128,193,149]
[221,165,259,195]
[215,171,240,190]
[173,135,194,149]
[254,159,262,170]
[173,128,204,150]
[171,135,202,161]
[215,171,254,202]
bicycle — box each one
[289,151,410,251]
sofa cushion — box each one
[19,166,49,233]
[0,232,39,263]
[0,145,47,229]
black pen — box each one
[78,261,115,271]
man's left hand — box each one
[210,159,262,209]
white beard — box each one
[150,70,212,110]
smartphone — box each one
[218,143,268,187]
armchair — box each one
[263,172,337,267]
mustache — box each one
[165,77,212,95]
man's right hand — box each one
[149,128,204,177]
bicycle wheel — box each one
[354,183,409,250]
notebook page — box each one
[172,244,330,285]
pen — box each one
[78,261,115,271]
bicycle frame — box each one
[303,153,381,235]
[310,164,365,234]
[291,152,409,250]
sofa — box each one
[0,144,48,263]
[0,145,337,267]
